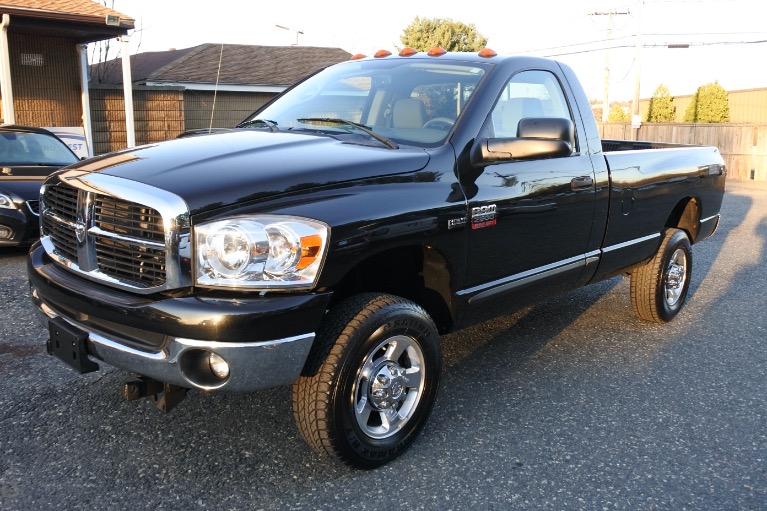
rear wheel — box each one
[292,293,441,469]
[630,228,692,323]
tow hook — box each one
[122,376,189,412]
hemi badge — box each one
[448,217,467,230]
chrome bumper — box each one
[31,285,315,391]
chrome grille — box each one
[94,197,165,243]
[39,173,191,293]
[45,184,78,222]
[41,184,79,261]
[94,237,166,287]
[93,197,166,287]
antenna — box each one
[209,43,224,132]
[275,24,304,46]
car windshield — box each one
[0,132,79,166]
[239,58,490,148]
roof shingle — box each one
[91,44,353,87]
[0,0,133,26]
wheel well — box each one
[667,197,701,243]
[329,246,455,333]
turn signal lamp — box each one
[296,234,323,270]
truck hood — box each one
[68,130,430,214]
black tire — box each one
[292,293,441,469]
[630,228,692,323]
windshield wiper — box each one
[296,118,398,149]
[236,119,280,132]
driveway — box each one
[1,180,765,510]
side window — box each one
[490,70,573,141]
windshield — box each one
[239,58,489,148]
[0,132,79,166]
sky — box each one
[103,0,767,102]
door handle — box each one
[571,176,593,191]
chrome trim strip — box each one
[585,249,601,260]
[468,259,584,303]
[457,235,660,303]
[602,233,660,253]
[701,214,720,224]
[77,188,97,271]
[26,200,40,217]
[457,253,586,298]
[88,226,166,249]
[90,331,167,362]
[41,209,72,227]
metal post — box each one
[0,14,15,124]
[119,35,135,148]
[77,44,94,157]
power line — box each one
[515,38,767,58]
[516,32,767,55]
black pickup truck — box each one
[28,49,725,468]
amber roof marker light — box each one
[426,47,447,57]
[374,49,393,58]
[478,48,498,58]
[350,53,367,60]
[399,47,418,57]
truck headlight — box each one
[194,215,329,290]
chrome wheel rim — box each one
[352,334,425,440]
[664,248,688,307]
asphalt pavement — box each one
[0,180,765,510]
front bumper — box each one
[28,242,332,391]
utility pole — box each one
[631,0,645,138]
[589,9,629,122]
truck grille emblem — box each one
[74,216,87,243]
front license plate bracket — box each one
[47,318,99,374]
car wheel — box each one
[292,293,441,469]
[630,228,692,323]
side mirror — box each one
[470,117,574,167]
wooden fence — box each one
[597,122,767,181]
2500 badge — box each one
[471,204,497,229]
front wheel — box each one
[292,293,441,469]
[630,228,692,323]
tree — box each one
[646,84,676,122]
[400,17,488,52]
[608,104,630,122]
[683,81,730,123]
